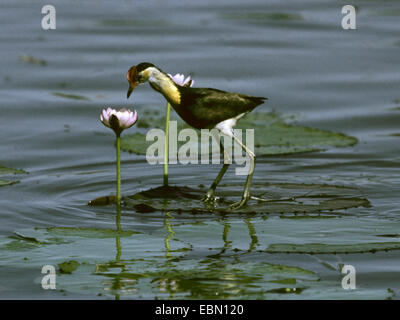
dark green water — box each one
[1,0,400,299]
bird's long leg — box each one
[202,131,231,204]
[230,132,256,210]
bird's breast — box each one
[149,79,181,106]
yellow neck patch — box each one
[146,67,181,105]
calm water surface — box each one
[0,0,400,299]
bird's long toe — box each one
[201,192,220,204]
[229,196,250,210]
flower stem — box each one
[116,134,121,204]
[163,102,171,187]
[115,198,122,262]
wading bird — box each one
[126,62,267,209]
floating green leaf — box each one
[52,92,89,100]
[11,232,47,245]
[120,112,357,156]
[120,132,154,156]
[260,263,318,279]
[0,179,18,187]
[376,234,400,238]
[0,164,26,187]
[1,227,139,251]
[8,229,70,246]
[269,278,297,285]
[1,240,39,251]
[20,54,47,66]
[371,9,400,17]
[221,12,303,21]
[46,227,140,238]
[0,164,27,175]
[117,184,369,215]
[265,242,400,254]
[241,112,357,154]
[59,260,80,274]
[98,19,170,27]
[279,214,339,219]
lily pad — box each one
[0,165,26,187]
[265,242,400,254]
[45,227,140,238]
[120,132,153,156]
[120,112,357,156]
[11,232,48,245]
[0,179,18,187]
[59,260,80,274]
[98,19,170,28]
[269,278,297,285]
[7,229,70,246]
[107,183,370,215]
[1,227,140,250]
[52,92,89,101]
[221,12,303,21]
[20,54,47,66]
[1,240,39,251]
[88,195,116,206]
[0,164,27,175]
[371,9,400,17]
[279,214,340,219]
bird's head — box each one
[126,62,155,98]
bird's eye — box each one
[137,74,143,82]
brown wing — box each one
[179,87,267,128]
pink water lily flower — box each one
[100,107,138,136]
[168,73,194,87]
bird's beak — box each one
[127,81,138,99]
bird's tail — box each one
[251,96,268,104]
[248,96,268,110]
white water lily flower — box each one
[168,73,194,87]
[100,107,138,136]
